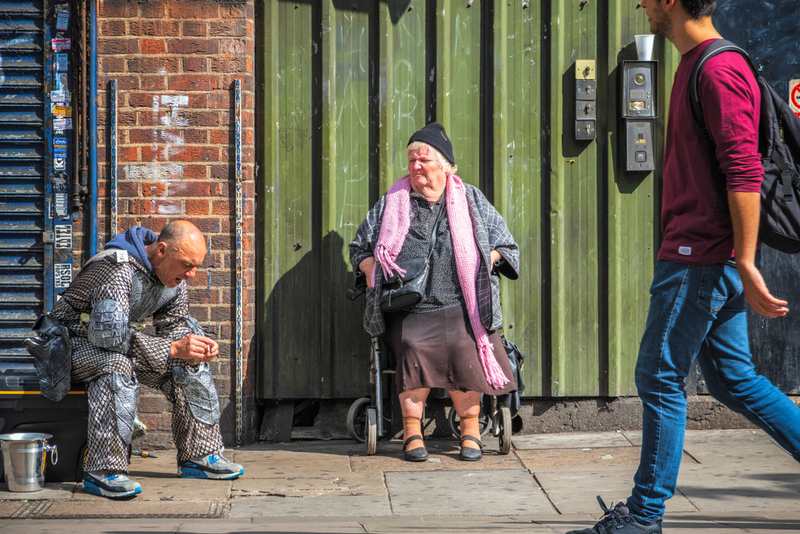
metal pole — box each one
[373,338,383,437]
[109,80,118,236]
[234,80,244,445]
[89,0,99,256]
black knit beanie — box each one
[407,122,455,165]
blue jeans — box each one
[627,260,800,523]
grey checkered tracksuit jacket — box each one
[51,253,222,473]
[349,183,520,336]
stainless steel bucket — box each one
[0,433,58,492]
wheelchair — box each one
[345,281,523,456]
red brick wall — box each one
[96,0,257,448]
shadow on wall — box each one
[257,228,369,400]
[255,229,377,441]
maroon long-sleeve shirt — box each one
[658,39,763,265]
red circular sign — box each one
[792,83,800,108]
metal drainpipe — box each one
[70,1,86,217]
[88,0,99,256]
[234,80,244,445]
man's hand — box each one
[171,334,219,363]
[737,262,788,318]
[359,257,376,288]
[728,190,789,318]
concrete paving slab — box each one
[385,470,555,516]
[512,432,633,451]
[0,517,367,534]
[548,515,758,534]
[192,517,367,533]
[16,498,225,518]
[71,476,233,502]
[127,448,180,477]
[527,515,606,534]
[0,503,21,520]
[233,476,339,496]
[676,463,800,513]
[517,449,697,471]
[237,442,361,455]
[533,466,696,515]
[232,473,386,497]
[516,447,641,469]
[229,495,392,518]
[681,429,797,467]
[235,449,353,479]
[663,512,800,534]
[350,441,524,473]
[362,515,555,532]
[0,518,188,534]
[0,482,75,500]
[621,431,642,446]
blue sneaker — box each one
[177,451,244,480]
[82,471,142,498]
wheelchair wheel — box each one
[366,407,378,455]
[498,406,512,454]
[447,409,491,440]
[347,397,371,443]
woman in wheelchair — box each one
[349,123,519,462]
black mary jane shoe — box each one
[403,435,429,462]
[459,435,483,461]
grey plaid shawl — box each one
[349,183,519,336]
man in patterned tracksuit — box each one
[49,220,244,498]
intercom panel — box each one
[620,61,657,119]
[624,120,655,171]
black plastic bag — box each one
[24,315,72,402]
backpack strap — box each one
[688,39,760,218]
[689,39,758,143]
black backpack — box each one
[690,39,800,254]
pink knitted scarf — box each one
[374,174,509,390]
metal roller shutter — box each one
[0,0,74,383]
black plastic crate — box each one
[0,363,88,483]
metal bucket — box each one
[0,433,58,492]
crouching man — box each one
[29,220,243,498]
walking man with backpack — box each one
[568,1,800,533]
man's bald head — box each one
[148,220,207,288]
[157,220,206,249]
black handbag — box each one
[379,198,445,312]
[499,334,526,417]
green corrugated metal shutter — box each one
[255,0,676,400]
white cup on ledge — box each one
[635,34,655,61]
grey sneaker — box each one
[82,471,142,498]
[177,451,244,480]
[567,497,662,534]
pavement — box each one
[1,428,800,533]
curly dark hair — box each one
[677,0,716,19]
